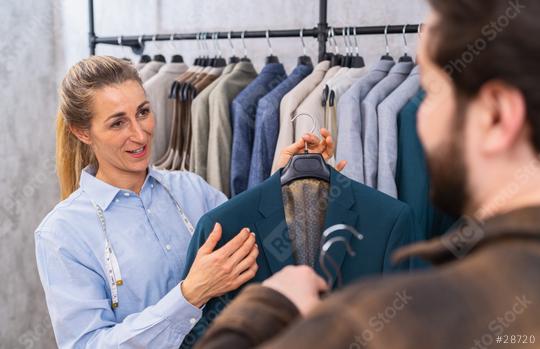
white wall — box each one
[0,0,430,348]
[61,0,429,73]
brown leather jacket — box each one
[195,206,540,349]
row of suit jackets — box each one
[138,57,455,242]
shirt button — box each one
[115,199,119,203]
[165,244,172,251]
[190,318,197,325]
[123,192,130,197]
[146,209,151,214]
[151,184,154,188]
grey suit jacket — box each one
[271,61,330,172]
[190,63,236,180]
[138,61,165,83]
[361,61,414,188]
[336,60,395,183]
[206,62,257,197]
[144,62,189,162]
[377,66,420,198]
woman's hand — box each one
[275,128,347,171]
[181,223,259,308]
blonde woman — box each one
[35,56,341,348]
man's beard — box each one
[425,117,470,218]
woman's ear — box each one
[69,125,92,145]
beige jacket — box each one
[189,63,236,180]
[206,61,257,197]
[271,61,331,173]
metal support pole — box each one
[317,0,328,61]
[88,0,96,55]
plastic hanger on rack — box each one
[328,28,343,67]
[297,29,313,66]
[239,31,251,62]
[398,25,413,62]
[137,36,152,63]
[349,27,365,68]
[150,35,166,63]
[281,113,330,185]
[265,30,280,64]
[169,34,184,63]
[212,32,227,67]
[380,25,394,61]
[227,31,240,63]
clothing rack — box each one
[88,0,420,61]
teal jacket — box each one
[180,167,416,348]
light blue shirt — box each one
[35,166,227,349]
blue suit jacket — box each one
[180,167,416,348]
[230,63,287,196]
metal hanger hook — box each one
[384,25,390,56]
[342,27,348,55]
[329,27,339,54]
[241,31,248,57]
[138,35,144,52]
[321,224,364,242]
[402,24,409,56]
[169,33,176,52]
[290,113,318,152]
[228,31,236,56]
[320,236,356,287]
[266,30,273,56]
[299,28,307,56]
[353,27,359,55]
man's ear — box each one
[478,80,527,155]
[69,125,92,145]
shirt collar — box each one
[79,165,165,211]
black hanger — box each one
[398,25,414,62]
[139,55,151,63]
[349,28,365,68]
[297,29,313,66]
[239,31,251,62]
[280,113,330,185]
[227,32,241,64]
[153,54,166,63]
[380,26,395,61]
[171,55,184,63]
[264,30,280,64]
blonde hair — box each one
[56,56,142,199]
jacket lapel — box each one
[255,171,296,274]
[314,168,360,289]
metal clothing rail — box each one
[88,0,420,61]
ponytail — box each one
[56,111,96,200]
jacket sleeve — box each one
[195,285,300,349]
[383,204,417,273]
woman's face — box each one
[78,80,155,176]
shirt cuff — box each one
[155,281,203,334]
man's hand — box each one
[276,128,347,171]
[262,265,328,316]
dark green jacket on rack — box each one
[179,167,417,348]
[396,90,456,262]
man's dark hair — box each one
[428,0,540,150]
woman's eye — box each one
[138,108,150,118]
[111,120,125,128]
